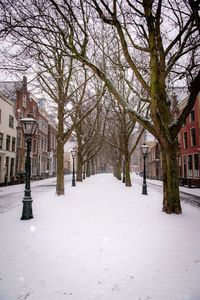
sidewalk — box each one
[0,174,200,300]
[132,173,200,197]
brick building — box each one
[0,76,58,183]
[178,93,200,186]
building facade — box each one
[0,93,17,185]
[178,93,200,186]
[0,76,58,184]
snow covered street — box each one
[0,173,200,300]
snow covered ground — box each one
[0,173,200,300]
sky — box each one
[0,173,200,300]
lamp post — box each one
[20,114,38,220]
[122,155,125,183]
[141,143,149,195]
[71,147,77,186]
[83,158,86,180]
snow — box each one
[0,174,200,300]
[132,173,200,197]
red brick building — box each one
[0,77,58,181]
[178,93,200,187]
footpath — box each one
[0,174,200,300]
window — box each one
[9,115,14,128]
[12,137,16,152]
[19,112,23,119]
[16,155,18,173]
[32,157,37,175]
[39,118,42,130]
[6,135,10,151]
[190,127,196,147]
[38,155,41,173]
[33,106,36,117]
[33,139,37,153]
[5,157,9,175]
[0,133,3,149]
[183,119,187,127]
[190,108,195,122]
[178,156,181,177]
[183,131,188,149]
[17,132,22,147]
[45,138,47,151]
[22,95,26,108]
[194,154,199,178]
[41,137,44,151]
[10,158,14,177]
[188,155,192,177]
[54,136,56,149]
[50,133,53,148]
[183,156,187,178]
[41,155,44,172]
[38,134,41,150]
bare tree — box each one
[0,0,200,213]
[46,0,199,214]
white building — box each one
[64,138,77,173]
[0,93,17,185]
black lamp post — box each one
[141,143,149,195]
[83,158,86,180]
[71,147,77,186]
[122,155,125,183]
[20,114,38,220]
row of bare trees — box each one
[0,0,199,214]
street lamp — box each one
[141,143,149,195]
[20,114,38,220]
[71,147,77,186]
[122,155,125,183]
[83,157,86,180]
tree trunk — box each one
[56,104,65,195]
[91,158,95,175]
[113,164,117,177]
[86,160,90,177]
[125,156,132,186]
[116,158,122,180]
[76,151,83,182]
[56,141,64,195]
[161,146,182,214]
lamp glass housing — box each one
[141,143,149,155]
[71,147,77,158]
[20,115,38,137]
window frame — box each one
[9,115,14,128]
[190,127,196,147]
[12,137,16,152]
[190,108,195,122]
[187,154,193,178]
[194,153,199,178]
[183,131,188,149]
[0,132,3,149]
[6,135,11,151]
